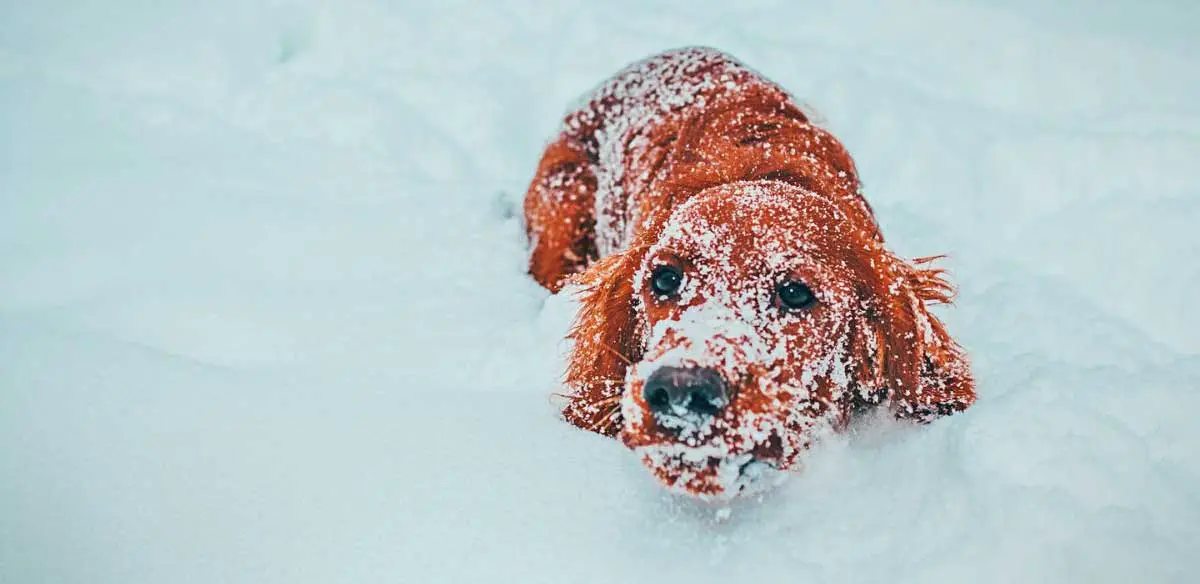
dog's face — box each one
[561,178,972,500]
[619,181,878,499]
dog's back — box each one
[559,48,796,255]
[524,47,873,291]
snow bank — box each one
[2,1,1198,582]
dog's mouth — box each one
[736,456,775,482]
[633,441,786,500]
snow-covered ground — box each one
[2,1,1199,582]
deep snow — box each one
[2,1,1199,583]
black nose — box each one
[642,366,729,417]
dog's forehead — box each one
[658,181,846,264]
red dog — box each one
[523,48,975,500]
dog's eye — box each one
[777,280,816,310]
[649,266,683,297]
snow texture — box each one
[2,1,1199,583]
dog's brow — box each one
[647,246,686,261]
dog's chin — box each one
[633,443,787,501]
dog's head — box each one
[563,180,972,500]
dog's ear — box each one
[559,248,644,437]
[855,254,975,421]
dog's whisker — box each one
[601,343,634,366]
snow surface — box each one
[2,1,1199,582]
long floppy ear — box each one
[855,254,975,422]
[558,249,645,437]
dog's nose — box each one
[642,366,729,417]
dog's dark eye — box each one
[649,266,683,297]
[777,280,816,310]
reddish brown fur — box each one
[524,48,974,497]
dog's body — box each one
[524,48,974,499]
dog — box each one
[523,47,975,500]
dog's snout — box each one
[642,366,729,417]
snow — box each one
[2,0,1198,582]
